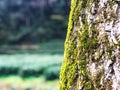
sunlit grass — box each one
[0,54,62,90]
[0,40,64,89]
[0,75,59,90]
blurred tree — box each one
[59,0,120,90]
[0,0,70,45]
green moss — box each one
[108,1,116,9]
[66,0,78,41]
[118,41,120,46]
[59,0,85,88]
[60,0,120,89]
[77,23,98,89]
[92,68,104,89]
[59,40,78,90]
[59,0,99,90]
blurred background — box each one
[0,0,70,90]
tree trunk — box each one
[59,0,120,90]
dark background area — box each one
[0,0,70,45]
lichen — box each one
[59,0,98,89]
[59,0,120,90]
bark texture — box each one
[59,0,120,90]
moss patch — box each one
[59,0,99,90]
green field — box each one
[0,39,64,54]
[0,39,64,89]
[0,75,59,90]
[0,54,63,90]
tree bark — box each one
[59,0,120,90]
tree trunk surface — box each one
[59,0,120,90]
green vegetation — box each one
[0,0,68,89]
[0,39,64,54]
[0,0,69,45]
[0,54,63,80]
[0,39,64,89]
[0,75,59,90]
[59,0,79,89]
[44,66,61,80]
[59,0,98,89]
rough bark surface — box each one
[59,0,120,90]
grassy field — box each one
[0,54,63,78]
[0,75,59,90]
[0,54,63,90]
[0,39,64,54]
[0,40,64,90]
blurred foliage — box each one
[0,54,63,80]
[0,39,64,54]
[0,0,70,45]
[44,66,61,80]
[0,75,59,90]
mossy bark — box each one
[59,0,120,90]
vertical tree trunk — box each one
[59,0,120,90]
